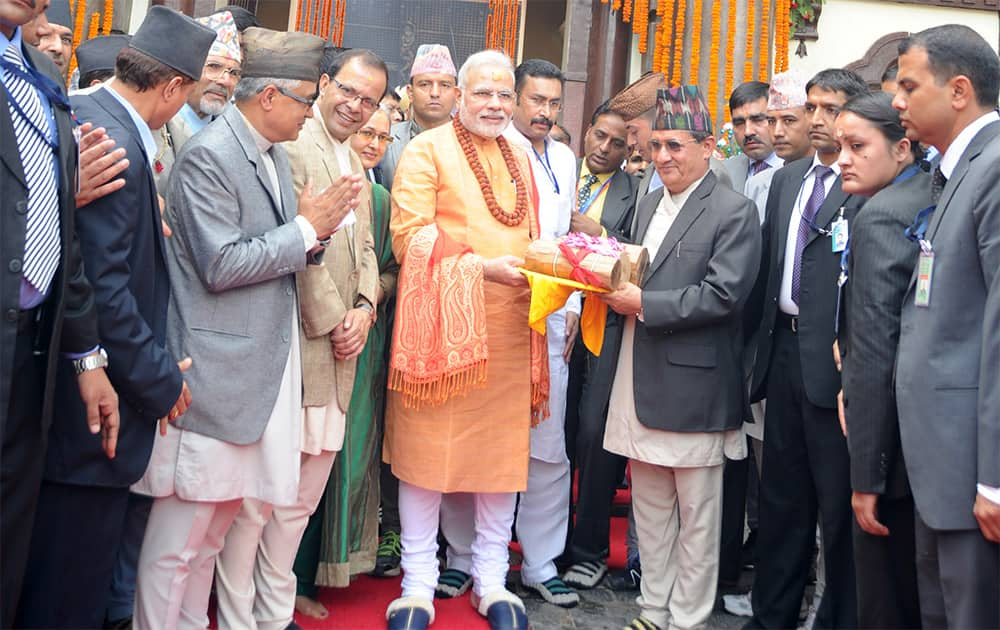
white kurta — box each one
[603,176,745,466]
[134,127,304,507]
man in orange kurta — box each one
[383,50,538,630]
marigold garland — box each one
[87,12,99,40]
[759,0,771,81]
[724,0,737,118]
[689,0,703,85]
[612,0,623,11]
[337,0,348,45]
[775,0,790,72]
[453,118,529,228]
[67,0,87,87]
[622,0,633,23]
[707,0,721,124]
[744,0,756,80]
[102,0,113,35]
[652,0,672,74]
[635,0,649,52]
[671,0,686,85]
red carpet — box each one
[288,488,632,629]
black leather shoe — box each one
[486,600,529,630]
[387,606,431,630]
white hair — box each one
[232,77,302,103]
[457,50,514,90]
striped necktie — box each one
[3,44,61,296]
[751,159,770,175]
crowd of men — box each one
[1,0,999,629]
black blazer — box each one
[747,158,866,407]
[0,43,99,431]
[44,88,182,487]
[576,160,638,243]
[839,169,931,498]
[623,171,760,432]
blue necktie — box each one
[791,165,832,304]
[3,44,61,297]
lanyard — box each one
[904,205,936,253]
[576,175,612,214]
[531,143,560,195]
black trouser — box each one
[16,482,131,628]
[720,449,750,583]
[852,493,920,629]
[749,328,857,629]
[914,509,1000,630]
[1,316,48,629]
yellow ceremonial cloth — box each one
[385,122,534,493]
[520,270,607,356]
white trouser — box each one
[441,458,570,585]
[134,495,242,630]
[215,450,336,630]
[400,481,516,601]
[631,459,724,630]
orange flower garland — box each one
[67,0,87,86]
[635,0,649,52]
[775,0,790,72]
[87,11,99,40]
[671,0,686,85]
[724,0,737,118]
[613,0,623,11]
[707,0,721,124]
[336,0,347,46]
[759,0,771,81]
[102,0,113,35]
[744,0,756,80]
[652,0,672,74]
[623,0,633,23]
[688,0,702,85]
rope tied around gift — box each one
[557,233,626,288]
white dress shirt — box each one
[778,156,841,315]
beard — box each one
[459,107,510,140]
[198,89,229,117]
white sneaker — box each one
[722,592,753,617]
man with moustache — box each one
[383,49,540,630]
[33,0,71,78]
[436,57,581,608]
[892,24,1000,628]
[14,10,215,626]
[745,70,815,221]
[379,43,457,187]
[562,100,640,592]
[743,68,869,630]
[151,9,242,190]
[724,81,782,194]
[132,28,356,629]
[219,47,384,629]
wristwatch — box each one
[73,348,109,375]
[354,300,374,316]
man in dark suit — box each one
[601,85,760,630]
[14,8,215,628]
[744,69,869,630]
[834,92,928,629]
[892,24,1000,628]
[561,99,639,590]
[0,2,121,625]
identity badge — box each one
[914,250,934,307]
[831,218,848,253]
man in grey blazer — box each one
[133,28,359,628]
[723,81,782,195]
[602,86,760,630]
[892,25,1000,628]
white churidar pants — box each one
[399,481,516,601]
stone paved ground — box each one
[511,569,754,630]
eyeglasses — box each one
[648,138,701,154]
[468,89,515,104]
[522,94,561,112]
[356,128,394,145]
[332,78,379,112]
[275,86,318,108]
[203,62,242,81]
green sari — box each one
[294,182,399,592]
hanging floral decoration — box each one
[706,0,721,122]
[671,0,686,85]
[634,0,649,53]
[67,0,87,87]
[758,0,771,80]
[774,0,791,72]
[87,11,99,40]
[652,0,673,74]
[724,0,737,118]
[744,0,756,79]
[688,0,703,85]
[790,0,823,32]
[622,0,633,23]
[101,0,113,35]
[485,0,520,58]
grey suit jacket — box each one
[623,171,760,432]
[723,154,751,193]
[895,121,1000,530]
[840,169,931,498]
[163,106,308,444]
